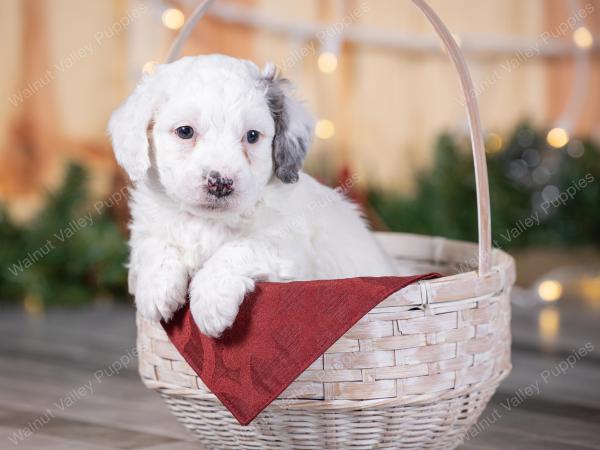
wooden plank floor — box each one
[1,287,599,449]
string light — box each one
[537,280,563,302]
[554,2,592,142]
[573,26,594,49]
[162,8,185,30]
[567,140,585,158]
[538,307,560,343]
[318,52,338,74]
[142,60,157,75]
[318,35,342,74]
[546,127,569,148]
[315,119,335,140]
[24,294,43,316]
[580,276,600,309]
[196,2,597,58]
[485,132,503,154]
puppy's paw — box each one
[189,270,255,338]
[134,262,188,322]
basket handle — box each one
[410,0,491,275]
[165,0,492,276]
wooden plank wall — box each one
[0,0,598,220]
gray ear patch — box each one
[263,72,311,184]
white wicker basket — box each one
[136,1,514,449]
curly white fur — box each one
[109,54,395,337]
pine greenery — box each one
[369,124,600,250]
[1,126,598,305]
[0,164,128,305]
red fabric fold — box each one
[162,274,439,425]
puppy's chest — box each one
[174,221,233,270]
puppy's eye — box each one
[246,130,260,144]
[175,126,194,140]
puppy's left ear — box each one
[262,63,315,184]
[107,73,161,183]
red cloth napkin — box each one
[162,274,438,425]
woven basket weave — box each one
[138,233,514,450]
[136,1,514,448]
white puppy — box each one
[109,54,395,337]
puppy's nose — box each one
[207,171,234,198]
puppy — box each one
[109,54,395,337]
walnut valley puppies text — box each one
[497,173,594,244]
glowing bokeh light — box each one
[318,52,338,73]
[538,280,563,302]
[315,119,336,140]
[546,128,569,148]
[162,8,185,30]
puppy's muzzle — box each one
[207,171,234,198]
